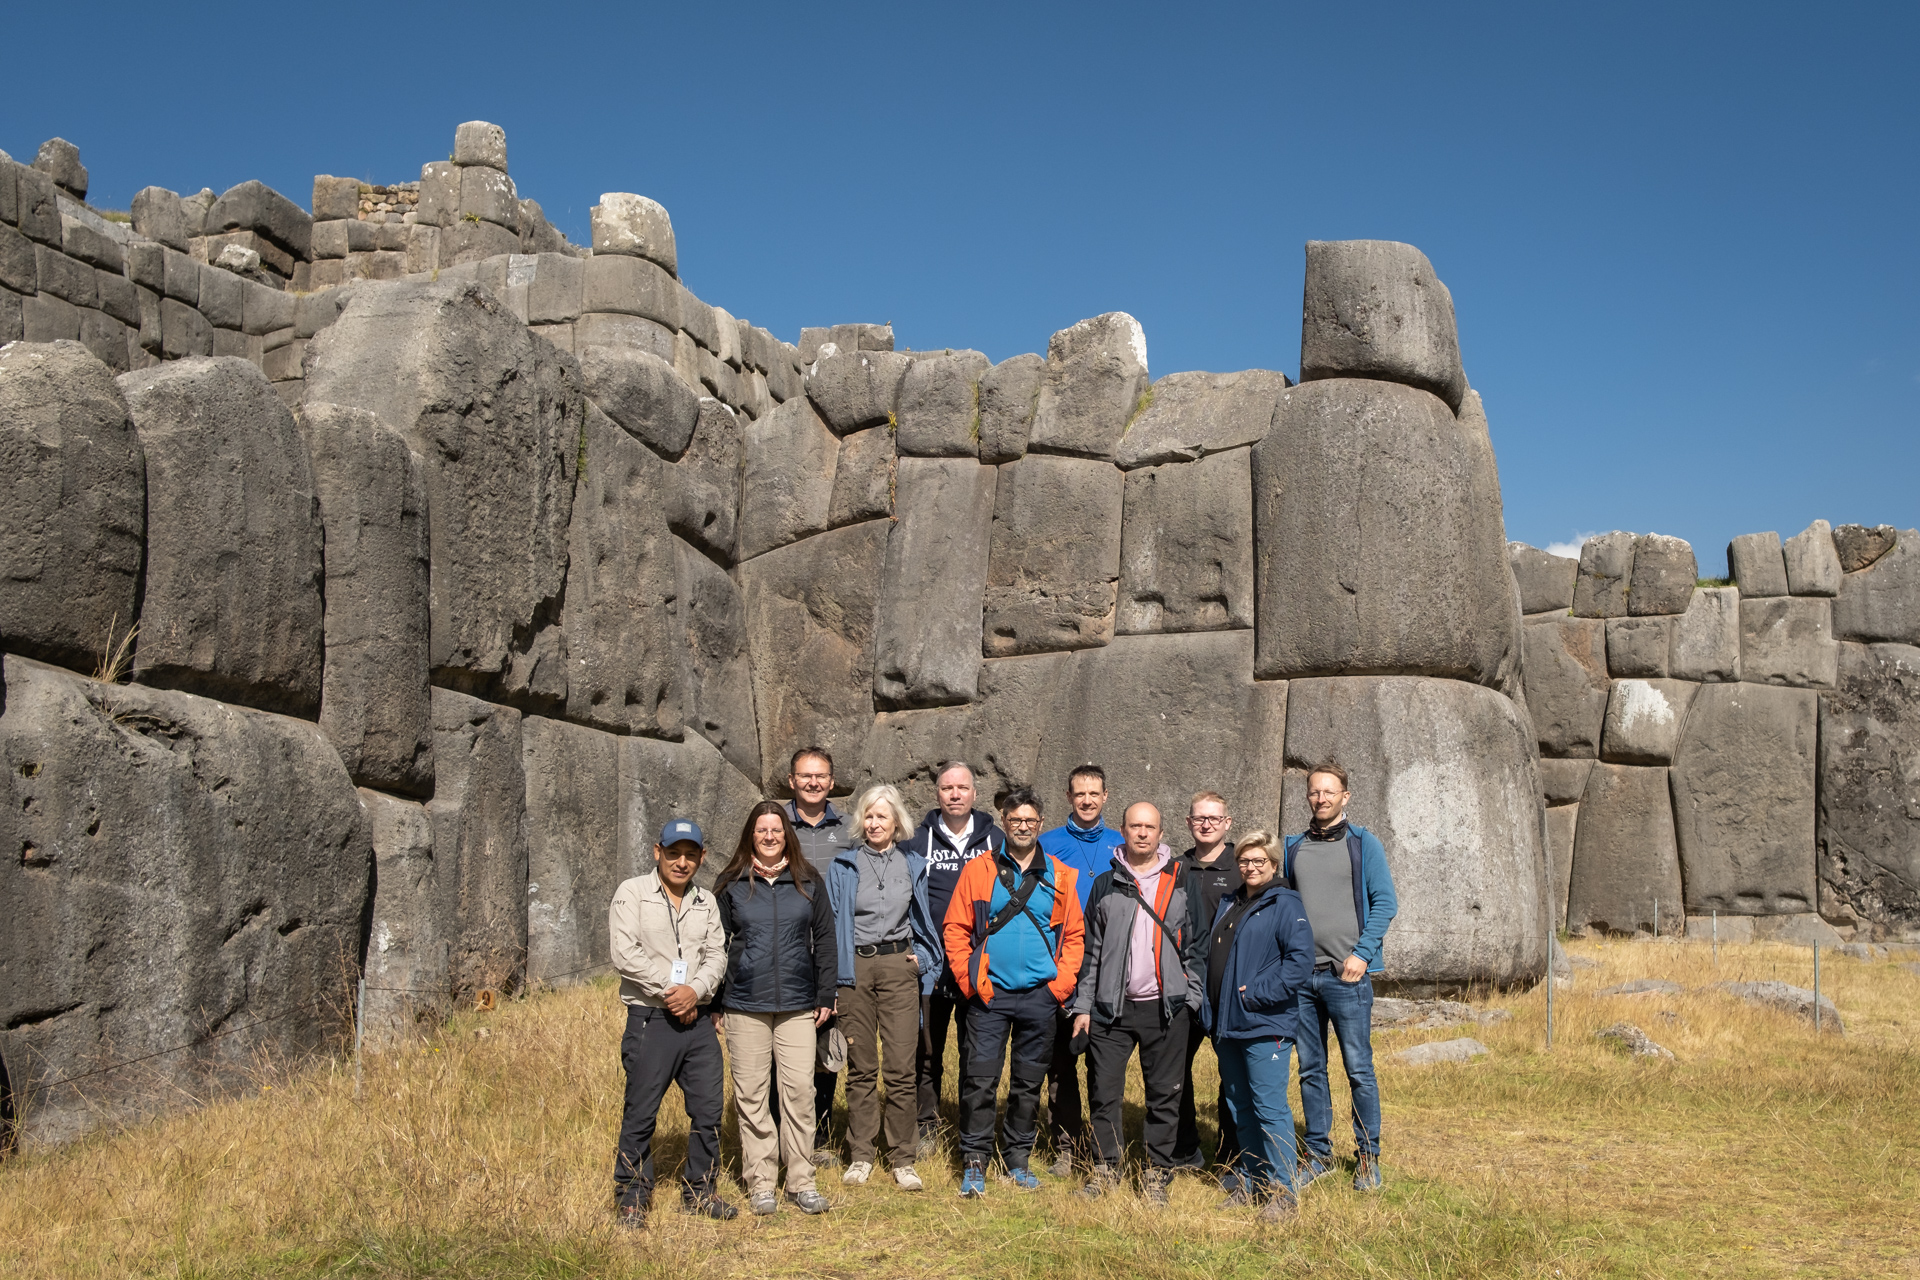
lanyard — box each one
[662,884,687,959]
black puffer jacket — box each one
[716,866,837,1014]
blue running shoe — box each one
[1007,1166,1041,1191]
[1295,1152,1333,1190]
[959,1160,987,1199]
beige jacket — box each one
[609,872,728,1009]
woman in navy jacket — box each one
[1198,830,1316,1221]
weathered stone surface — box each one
[1572,532,1636,618]
[0,341,145,672]
[977,352,1044,464]
[1545,803,1577,928]
[672,540,760,780]
[1600,678,1697,765]
[805,347,911,434]
[310,176,360,222]
[360,789,448,1043]
[34,138,87,201]
[1817,643,1920,934]
[428,688,529,998]
[0,225,32,294]
[737,396,838,561]
[575,311,675,362]
[676,284,719,354]
[873,457,996,708]
[522,715,621,986]
[1567,763,1682,936]
[1392,1038,1489,1066]
[1595,1022,1675,1059]
[1833,525,1897,574]
[562,407,679,736]
[0,656,370,1146]
[299,403,432,797]
[1605,617,1672,678]
[1740,596,1837,687]
[983,455,1123,657]
[1026,312,1150,461]
[12,163,62,247]
[1670,682,1816,915]
[457,167,519,230]
[119,357,324,716]
[1279,675,1547,988]
[1116,448,1254,635]
[826,424,895,528]
[1728,531,1788,598]
[1110,368,1289,470]
[1833,530,1920,644]
[1751,914,1846,946]
[1523,616,1609,757]
[1539,757,1594,806]
[1510,543,1578,615]
[204,180,312,260]
[1717,980,1843,1032]
[894,349,989,457]
[590,193,676,275]
[740,520,888,790]
[663,398,741,563]
[1252,379,1515,683]
[578,344,699,460]
[304,280,582,689]
[158,298,210,357]
[454,121,508,171]
[1671,586,1740,682]
[1299,240,1466,413]
[1784,520,1841,597]
[1628,534,1696,616]
[580,253,678,328]
[619,732,764,890]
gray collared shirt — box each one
[852,843,913,946]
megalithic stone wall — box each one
[3,120,1915,1150]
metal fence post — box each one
[1712,910,1718,965]
[354,975,366,1100]
[1654,897,1659,939]
[1813,945,1821,1035]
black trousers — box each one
[1045,1006,1089,1154]
[916,981,971,1134]
[1087,999,1190,1170]
[1174,1016,1241,1169]
[958,986,1058,1168]
[613,1005,723,1206]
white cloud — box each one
[1543,532,1595,559]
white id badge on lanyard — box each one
[670,959,689,985]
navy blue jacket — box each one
[1199,884,1316,1043]
[715,867,837,1014]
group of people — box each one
[606,748,1399,1229]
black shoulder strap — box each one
[1116,865,1183,947]
[984,862,1059,956]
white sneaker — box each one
[841,1161,873,1185]
[893,1165,924,1191]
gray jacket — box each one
[1070,853,1202,1026]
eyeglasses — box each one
[1188,815,1228,827]
[1236,857,1273,869]
[792,773,831,784]
[1005,817,1042,829]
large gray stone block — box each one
[1280,675,1548,987]
[1818,643,1920,935]
[522,715,622,987]
[1299,240,1466,413]
[304,280,582,689]
[1833,524,1897,573]
[1833,530,1920,644]
[873,457,996,708]
[1110,368,1288,470]
[1538,757,1594,806]
[983,455,1123,657]
[578,344,699,460]
[1628,534,1696,616]
[1522,616,1609,757]
[1671,586,1740,682]
[360,789,448,1044]
[619,732,764,890]
[1572,532,1636,618]
[575,311,675,361]
[457,168,519,231]
[1728,531,1788,598]
[454,121,508,171]
[1600,678,1697,765]
[1117,447,1254,635]
[0,223,33,293]
[1510,543,1578,616]
[672,540,760,780]
[1784,520,1841,597]
[1740,596,1837,688]
[1605,617,1672,678]
[1670,682,1817,916]
[204,180,312,261]
[0,655,370,1146]
[118,357,324,717]
[826,424,895,528]
[562,407,679,737]
[1567,763,1682,936]
[1252,379,1515,684]
[34,138,87,201]
[1546,804,1577,929]
[977,352,1044,465]
[806,347,911,434]
[580,253,679,327]
[590,193,676,276]
[299,403,433,797]
[1026,312,1150,461]
[12,163,62,247]
[664,398,741,563]
[740,521,887,791]
[737,396,838,561]
[895,349,990,457]
[428,688,529,998]
[0,341,145,673]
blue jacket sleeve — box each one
[1353,830,1399,971]
[1240,897,1316,1012]
[908,853,940,995]
[827,864,856,988]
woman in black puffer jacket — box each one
[716,801,838,1216]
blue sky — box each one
[7,2,1914,573]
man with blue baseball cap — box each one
[609,818,734,1228]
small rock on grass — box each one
[1596,978,1684,997]
[1392,1038,1490,1066]
[1716,980,1845,1033]
[1596,1022,1675,1060]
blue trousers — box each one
[1216,1035,1297,1197]
[1295,970,1381,1160]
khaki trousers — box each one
[725,1010,819,1195]
[841,950,920,1164]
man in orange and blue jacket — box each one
[942,785,1085,1198]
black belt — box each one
[855,939,911,958]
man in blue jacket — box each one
[1036,763,1126,1176]
[1284,762,1399,1193]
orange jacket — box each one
[941,848,1085,1007]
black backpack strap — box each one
[1116,865,1183,949]
[982,861,1059,957]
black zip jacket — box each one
[715,866,837,1013]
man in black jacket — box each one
[1173,790,1242,1178]
[782,745,854,1169]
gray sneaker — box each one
[1258,1189,1299,1224]
[1047,1151,1075,1179]
[748,1192,778,1216]
[786,1189,832,1215]
[1075,1164,1120,1200]
[1143,1167,1172,1207]
[1353,1152,1382,1191]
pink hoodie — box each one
[1123,845,1173,1000]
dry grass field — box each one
[2,937,1917,1279]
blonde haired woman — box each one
[825,783,940,1190]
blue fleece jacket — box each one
[1039,818,1125,910]
[1281,822,1399,975]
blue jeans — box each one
[1296,969,1380,1159]
[1216,1036,1296,1197]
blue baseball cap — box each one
[658,818,704,848]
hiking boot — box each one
[1076,1164,1120,1200]
[841,1160,873,1185]
[1258,1189,1299,1224]
[893,1164,924,1192]
[681,1187,739,1220]
[1216,1186,1254,1210]
[1143,1166,1172,1207]
[1295,1152,1333,1190]
[1005,1166,1041,1191]
[787,1189,832,1215]
[916,1128,942,1161]
[1353,1152,1382,1191]
[811,1147,842,1170]
[616,1199,650,1230]
[1047,1151,1075,1179]
[959,1160,987,1198]
[748,1192,778,1216]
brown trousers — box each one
[839,950,920,1164]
